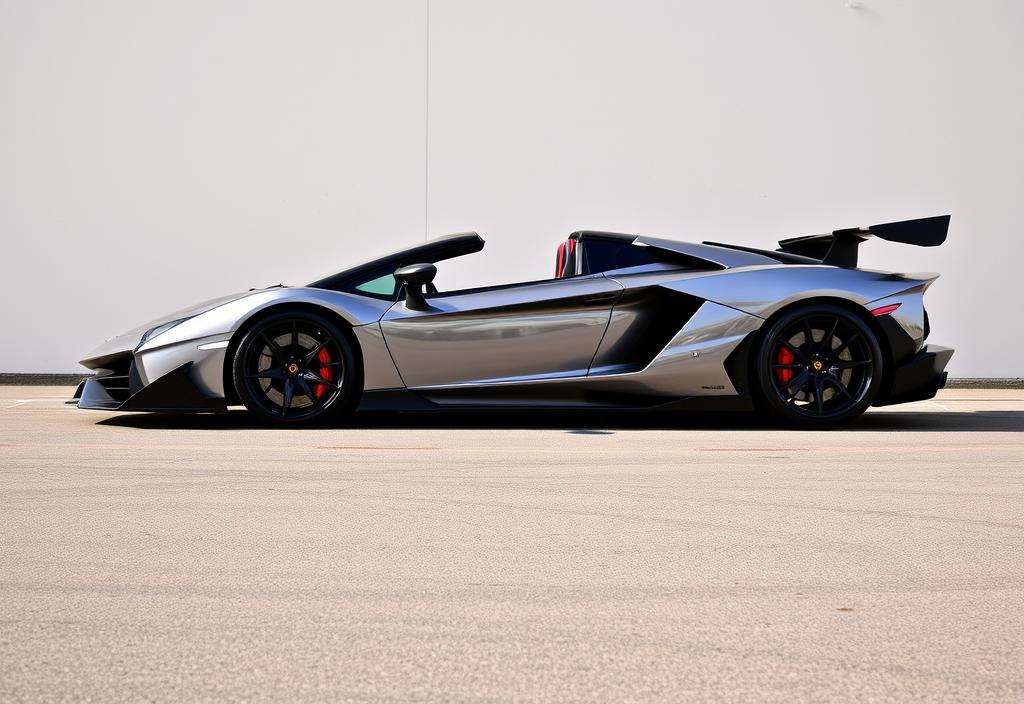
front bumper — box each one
[873,344,954,407]
[72,361,226,413]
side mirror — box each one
[394,263,437,311]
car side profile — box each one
[74,215,953,428]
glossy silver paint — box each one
[351,323,404,390]
[94,287,401,397]
[381,274,622,388]
[601,301,761,397]
[666,264,938,320]
[583,299,761,398]
[864,286,930,352]
[77,230,949,412]
[134,341,227,396]
[415,301,762,399]
[78,291,261,368]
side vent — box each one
[589,288,704,374]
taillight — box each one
[870,303,902,316]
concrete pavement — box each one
[1,386,1022,702]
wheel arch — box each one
[221,302,364,406]
[744,295,894,403]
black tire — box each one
[754,304,883,429]
[231,309,359,425]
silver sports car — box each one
[74,215,953,428]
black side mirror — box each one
[394,263,437,311]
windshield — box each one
[307,232,484,296]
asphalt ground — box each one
[1,386,1022,702]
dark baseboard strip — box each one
[944,378,1024,389]
[1,374,88,386]
[1,374,1023,389]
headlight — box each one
[136,317,192,350]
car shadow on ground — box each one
[96,408,1024,433]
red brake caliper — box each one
[776,346,795,384]
[315,347,333,399]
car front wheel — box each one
[231,310,358,425]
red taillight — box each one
[870,303,902,316]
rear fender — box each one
[666,265,940,321]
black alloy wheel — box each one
[232,310,358,424]
[756,304,883,428]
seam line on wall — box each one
[424,0,430,241]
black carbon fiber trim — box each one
[878,315,916,362]
[723,331,757,397]
[873,345,954,407]
[76,362,227,413]
[119,362,226,412]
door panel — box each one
[381,275,622,387]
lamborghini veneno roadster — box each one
[74,215,953,428]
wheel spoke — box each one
[245,367,285,380]
[302,339,328,365]
[819,318,838,355]
[803,318,815,356]
[834,359,872,369]
[779,339,808,363]
[261,333,287,362]
[280,378,296,416]
[296,376,321,406]
[783,371,810,402]
[832,332,861,357]
[771,363,804,370]
[291,320,299,353]
[813,376,825,415]
[824,374,855,402]
[302,370,339,389]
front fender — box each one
[131,288,399,398]
[135,287,394,355]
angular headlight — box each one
[136,317,192,350]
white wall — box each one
[2,1,1022,376]
[0,0,427,372]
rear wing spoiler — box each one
[777,215,950,267]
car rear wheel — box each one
[232,310,358,425]
[755,304,882,429]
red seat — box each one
[554,238,576,278]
